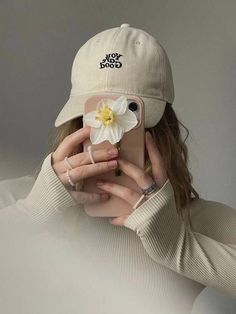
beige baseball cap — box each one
[54,23,175,128]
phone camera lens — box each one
[128,102,138,111]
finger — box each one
[60,159,118,184]
[145,131,167,185]
[116,157,155,191]
[52,125,91,162]
[54,146,118,174]
[96,181,141,206]
[69,190,110,204]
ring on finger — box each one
[141,181,158,195]
[64,156,76,190]
[88,145,95,164]
[132,181,159,209]
[64,156,73,170]
[66,169,76,187]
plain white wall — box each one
[1,0,235,207]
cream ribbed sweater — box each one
[0,152,236,314]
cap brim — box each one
[54,91,166,128]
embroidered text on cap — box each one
[100,53,123,69]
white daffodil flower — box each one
[83,96,138,145]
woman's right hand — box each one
[51,125,119,205]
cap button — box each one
[120,23,130,28]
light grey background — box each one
[1,0,236,311]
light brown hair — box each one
[35,102,199,220]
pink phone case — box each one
[82,94,145,218]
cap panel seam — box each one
[162,48,167,100]
[154,45,162,100]
[159,46,165,100]
[106,28,123,90]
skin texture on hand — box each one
[95,130,168,226]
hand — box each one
[51,125,119,205]
[96,131,168,226]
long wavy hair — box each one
[34,102,199,220]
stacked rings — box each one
[64,146,95,189]
[64,156,75,188]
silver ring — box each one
[87,145,95,164]
[66,169,75,187]
[132,181,159,210]
[64,156,73,170]
[141,181,158,195]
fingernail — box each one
[108,160,117,168]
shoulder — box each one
[188,197,236,243]
[190,196,236,217]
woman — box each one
[0,23,236,314]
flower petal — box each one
[110,96,128,116]
[83,110,102,128]
[96,98,114,111]
[116,109,138,132]
[90,123,123,145]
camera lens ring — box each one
[128,102,138,112]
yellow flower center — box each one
[95,104,115,126]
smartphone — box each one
[82,94,145,218]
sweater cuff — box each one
[124,178,175,235]
[24,152,78,224]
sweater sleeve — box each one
[0,152,78,232]
[124,178,236,299]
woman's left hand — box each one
[96,131,168,226]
